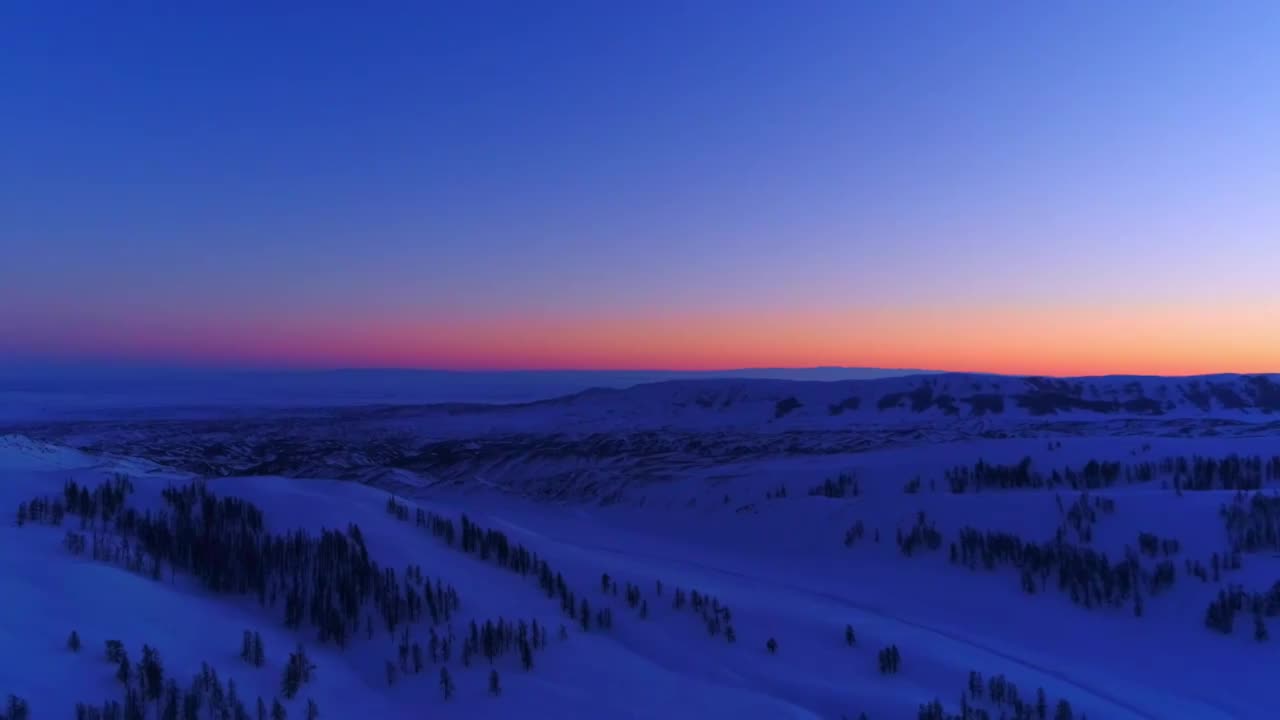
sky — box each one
[2,2,1278,376]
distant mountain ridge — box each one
[438,372,1280,430]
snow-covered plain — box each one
[3,373,1280,719]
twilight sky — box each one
[3,2,1278,375]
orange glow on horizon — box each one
[27,300,1280,377]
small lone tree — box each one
[766,637,778,654]
[5,695,31,720]
[440,667,455,700]
[68,630,82,652]
[489,669,501,696]
[281,644,315,699]
[844,625,855,647]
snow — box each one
[3,374,1280,718]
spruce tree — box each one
[271,698,287,720]
[489,669,501,696]
[766,637,778,654]
[440,667,455,700]
[4,695,30,720]
[845,625,855,646]
[68,630,81,652]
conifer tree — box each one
[4,695,30,720]
[766,637,778,654]
[440,667,455,700]
[489,669,501,696]
[845,625,855,646]
[68,630,81,652]
[271,698,287,720]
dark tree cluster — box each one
[1,695,30,720]
[669,585,734,641]
[394,499,592,630]
[951,527,1177,610]
[940,454,1280,496]
[945,457,1040,493]
[843,520,866,547]
[1204,582,1280,637]
[774,396,802,418]
[73,642,280,720]
[241,630,266,667]
[1136,532,1180,558]
[455,616,550,671]
[765,485,788,500]
[20,480,464,652]
[956,671,1080,720]
[62,529,89,557]
[280,644,315,699]
[1181,552,1237,584]
[604,575,650,620]
[896,512,942,556]
[18,475,134,529]
[1166,455,1279,492]
[1053,492,1114,544]
[876,645,901,674]
[1221,491,1280,552]
[809,473,859,499]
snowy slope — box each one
[5,427,1280,719]
[492,373,1280,430]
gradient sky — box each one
[3,2,1278,375]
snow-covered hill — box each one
[5,424,1280,719]
[490,373,1280,430]
[4,373,1280,718]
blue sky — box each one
[3,2,1278,372]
